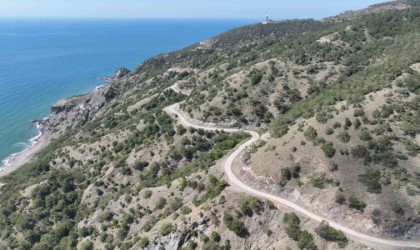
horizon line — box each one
[0,16,321,21]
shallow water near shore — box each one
[0,18,255,169]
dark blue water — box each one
[0,19,255,166]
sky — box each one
[0,0,387,19]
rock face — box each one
[46,85,117,136]
[103,67,130,82]
[113,67,130,79]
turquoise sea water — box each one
[0,19,254,167]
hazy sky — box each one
[0,0,387,19]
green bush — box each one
[98,211,114,223]
[80,241,94,250]
[304,126,318,141]
[211,231,221,242]
[358,168,382,193]
[223,212,247,237]
[155,197,167,210]
[310,172,330,189]
[336,131,350,143]
[283,213,317,249]
[281,168,292,182]
[240,197,263,216]
[351,145,370,159]
[248,69,263,85]
[335,192,346,205]
[354,118,362,129]
[143,190,152,199]
[315,222,348,248]
[283,212,301,241]
[160,223,174,236]
[354,109,365,117]
[297,230,317,250]
[325,127,334,135]
[134,161,149,171]
[348,196,366,211]
[138,236,149,248]
[359,130,372,141]
[321,142,336,158]
[180,206,192,215]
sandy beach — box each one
[0,131,50,178]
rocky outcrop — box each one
[45,85,117,136]
[103,67,130,82]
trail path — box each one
[164,90,420,249]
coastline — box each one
[0,80,108,179]
[0,121,51,178]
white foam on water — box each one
[0,119,44,171]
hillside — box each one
[0,1,419,250]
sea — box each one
[0,18,255,169]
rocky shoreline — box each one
[0,67,126,178]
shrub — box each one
[98,211,114,223]
[143,190,152,199]
[354,109,365,117]
[180,206,192,215]
[348,196,366,211]
[240,197,263,216]
[315,111,328,124]
[329,161,338,171]
[283,213,301,241]
[359,130,372,141]
[297,230,317,250]
[335,192,346,205]
[354,118,362,129]
[321,142,336,158]
[304,126,318,141]
[169,197,183,211]
[211,231,221,242]
[281,168,292,182]
[292,165,301,178]
[358,168,382,193]
[248,69,263,85]
[284,213,317,249]
[371,209,382,224]
[325,127,334,135]
[336,131,350,143]
[223,212,247,236]
[160,223,174,236]
[138,237,149,248]
[134,161,149,171]
[80,241,94,250]
[155,197,167,210]
[315,222,348,248]
[332,121,341,128]
[344,118,352,127]
[351,145,370,159]
[310,172,330,189]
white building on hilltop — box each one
[262,15,273,25]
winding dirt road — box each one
[164,101,420,249]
